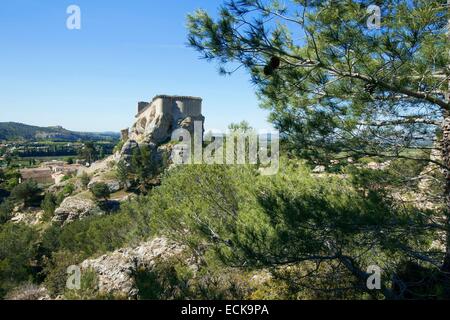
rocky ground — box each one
[80,237,187,298]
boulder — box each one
[53,195,103,225]
[312,165,326,173]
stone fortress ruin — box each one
[120,94,205,162]
[122,95,204,144]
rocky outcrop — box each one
[79,237,186,298]
[11,208,45,226]
[88,178,121,193]
[120,140,139,159]
[53,195,103,225]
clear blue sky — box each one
[0,0,272,132]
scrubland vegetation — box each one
[0,153,446,299]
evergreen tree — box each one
[116,160,129,190]
[80,172,91,190]
[11,180,41,207]
[79,142,98,164]
[41,193,57,221]
[186,0,450,297]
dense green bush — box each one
[131,254,253,300]
[148,160,435,299]
[41,193,57,221]
[0,223,38,298]
[43,250,84,297]
[0,168,20,192]
[80,173,91,190]
[0,199,13,224]
[10,181,41,207]
[39,197,152,262]
[90,183,110,202]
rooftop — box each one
[20,168,52,179]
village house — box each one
[41,160,81,174]
[41,161,67,172]
[19,168,54,185]
[19,161,82,185]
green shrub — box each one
[80,173,91,190]
[10,180,41,207]
[55,184,76,206]
[43,250,84,297]
[0,199,14,224]
[90,183,110,201]
[0,169,20,192]
[131,254,253,300]
[147,160,433,299]
[0,223,38,298]
[47,200,152,259]
[41,193,57,221]
[62,183,75,196]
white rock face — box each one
[53,195,102,225]
[312,165,326,173]
[80,237,185,298]
[366,161,391,170]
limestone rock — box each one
[53,195,103,225]
[78,154,120,177]
[366,161,391,170]
[312,165,326,173]
[121,140,139,157]
[88,178,121,193]
[80,237,185,298]
[5,284,50,300]
[11,208,44,226]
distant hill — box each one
[0,122,120,142]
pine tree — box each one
[187,0,450,297]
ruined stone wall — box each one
[137,95,202,118]
[137,102,151,116]
[122,94,204,157]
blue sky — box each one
[0,0,271,132]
